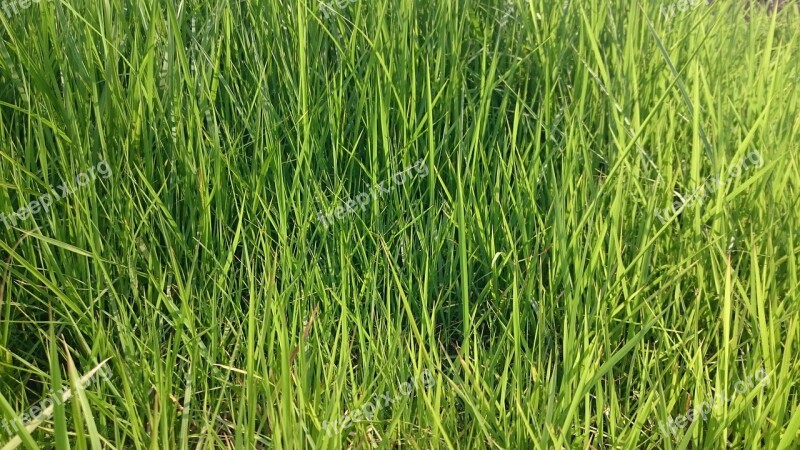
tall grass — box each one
[0,0,798,448]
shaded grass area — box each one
[0,0,799,448]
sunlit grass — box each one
[0,0,798,448]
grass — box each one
[0,0,799,448]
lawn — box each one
[0,0,799,448]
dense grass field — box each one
[0,0,799,448]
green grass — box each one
[0,0,799,448]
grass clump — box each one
[0,0,799,448]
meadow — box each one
[0,0,799,448]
